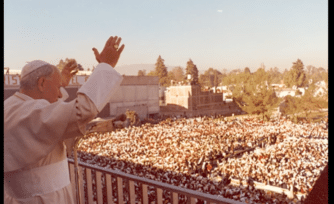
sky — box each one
[4,0,328,73]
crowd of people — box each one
[73,115,328,204]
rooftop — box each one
[120,76,159,86]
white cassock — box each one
[4,63,123,204]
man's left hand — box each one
[61,59,79,87]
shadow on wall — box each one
[160,104,189,112]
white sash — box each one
[4,159,70,199]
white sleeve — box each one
[77,63,123,112]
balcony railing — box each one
[67,158,245,204]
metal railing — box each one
[68,158,245,204]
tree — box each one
[221,70,248,87]
[320,70,328,85]
[155,55,168,86]
[267,67,282,84]
[233,69,280,121]
[221,68,228,75]
[244,67,251,74]
[297,89,323,121]
[237,86,279,121]
[138,70,146,76]
[229,68,242,75]
[279,95,298,116]
[254,67,268,83]
[306,65,316,76]
[308,67,328,84]
[185,59,199,85]
[284,59,307,88]
[170,66,185,82]
[167,71,176,86]
[280,85,327,122]
[147,70,157,76]
[199,68,223,88]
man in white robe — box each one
[4,36,125,204]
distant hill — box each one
[114,64,155,75]
[114,64,206,76]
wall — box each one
[109,76,160,120]
[165,85,225,111]
[163,85,244,117]
[165,86,193,109]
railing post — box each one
[106,174,114,204]
[156,188,163,204]
[129,180,136,204]
[86,168,94,204]
[117,177,124,204]
[96,171,103,204]
[69,163,77,204]
[190,197,196,204]
[142,184,149,204]
[78,166,85,204]
[172,192,178,204]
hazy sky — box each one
[4,0,328,72]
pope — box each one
[4,36,125,204]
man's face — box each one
[42,69,63,103]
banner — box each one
[4,74,90,86]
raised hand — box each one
[61,59,79,87]
[92,36,125,68]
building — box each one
[108,76,160,120]
[275,88,296,98]
[222,90,233,101]
[161,85,244,117]
[315,80,327,87]
[313,80,328,97]
[313,86,327,97]
[296,87,306,96]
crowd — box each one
[72,115,328,204]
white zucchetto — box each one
[21,60,50,78]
